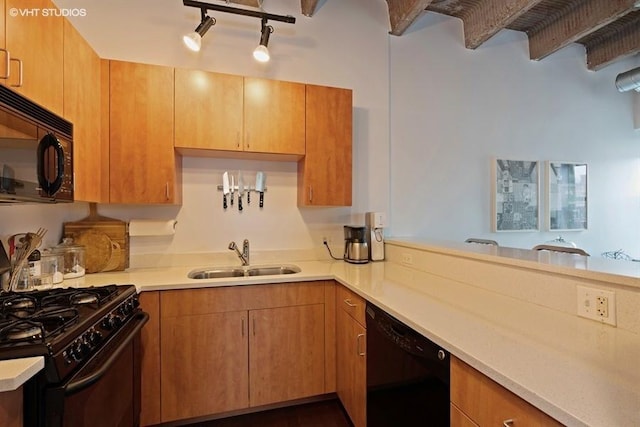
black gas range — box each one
[0,284,148,427]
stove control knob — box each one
[73,340,90,361]
[103,314,123,330]
[88,330,103,345]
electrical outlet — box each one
[577,286,616,326]
[401,253,413,265]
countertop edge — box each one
[0,357,45,392]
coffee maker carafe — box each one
[344,226,369,264]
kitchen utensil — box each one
[222,171,229,210]
[8,228,47,291]
[74,230,114,273]
[230,175,235,206]
[256,171,266,208]
[238,171,244,211]
[102,241,122,272]
[63,203,129,271]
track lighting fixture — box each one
[182,0,295,60]
[183,14,215,52]
[253,18,273,63]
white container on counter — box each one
[52,238,86,279]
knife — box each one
[256,171,266,208]
[230,175,235,206]
[238,171,244,212]
[222,171,229,210]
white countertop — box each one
[2,243,639,426]
[0,357,44,392]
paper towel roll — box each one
[129,220,177,236]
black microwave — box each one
[0,85,73,203]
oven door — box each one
[43,311,148,427]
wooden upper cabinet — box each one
[5,0,63,114]
[243,77,305,156]
[109,60,181,204]
[174,69,243,152]
[298,84,352,206]
[63,20,107,203]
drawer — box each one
[336,285,366,326]
[451,356,563,427]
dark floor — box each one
[186,400,353,427]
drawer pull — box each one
[503,419,514,427]
[343,299,357,308]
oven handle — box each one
[65,311,149,396]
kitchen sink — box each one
[188,264,301,279]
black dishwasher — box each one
[366,303,449,427]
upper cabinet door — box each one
[5,0,63,114]
[109,60,180,204]
[243,77,305,155]
[63,20,106,203]
[174,69,243,152]
[299,84,353,206]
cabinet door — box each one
[0,387,22,427]
[243,77,305,155]
[109,61,181,204]
[336,307,366,427]
[161,310,249,422]
[138,292,160,427]
[63,20,107,203]
[5,0,63,114]
[174,69,243,152]
[249,304,325,406]
[298,85,352,206]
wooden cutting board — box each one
[63,204,129,272]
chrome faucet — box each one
[228,239,250,266]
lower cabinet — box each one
[140,282,334,425]
[0,387,22,427]
[336,285,367,427]
[450,356,563,427]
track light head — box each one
[253,18,273,62]
[183,14,215,52]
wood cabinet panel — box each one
[0,387,22,427]
[161,282,325,317]
[337,284,366,326]
[244,77,305,155]
[174,69,243,151]
[451,403,479,427]
[138,292,160,427]
[324,281,336,393]
[5,0,63,114]
[161,310,249,422]
[249,304,325,406]
[109,60,181,204]
[336,306,366,427]
[298,84,352,206]
[451,356,563,427]
[63,20,107,203]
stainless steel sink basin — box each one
[188,264,301,279]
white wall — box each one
[389,13,640,257]
[2,0,391,260]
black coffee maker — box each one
[344,226,369,264]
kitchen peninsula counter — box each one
[3,239,639,426]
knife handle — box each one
[230,193,234,206]
[223,194,227,210]
[239,194,243,211]
[247,191,251,204]
[259,192,264,208]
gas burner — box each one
[0,320,44,343]
[70,292,99,305]
[2,295,37,312]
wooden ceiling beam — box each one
[462,0,544,49]
[386,0,435,36]
[301,0,320,17]
[586,19,640,70]
[529,0,639,61]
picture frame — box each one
[491,158,540,232]
[546,161,588,231]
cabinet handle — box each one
[356,333,365,356]
[237,131,241,149]
[0,48,10,79]
[343,299,357,308]
[165,182,169,200]
[309,186,313,202]
[9,58,22,88]
[503,419,514,427]
[252,317,256,336]
[242,318,245,337]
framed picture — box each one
[491,158,539,232]
[546,161,588,230]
